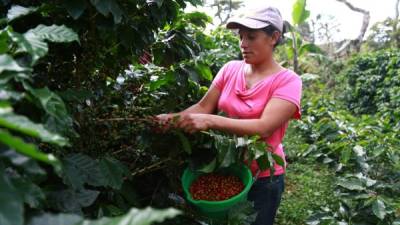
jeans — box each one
[247,174,285,225]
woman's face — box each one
[238,27,279,65]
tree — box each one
[203,0,243,25]
[334,0,370,53]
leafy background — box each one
[0,0,399,225]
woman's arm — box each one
[156,85,221,121]
[178,98,298,137]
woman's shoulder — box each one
[277,68,302,83]
[281,68,300,78]
[222,60,245,71]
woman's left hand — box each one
[178,114,212,134]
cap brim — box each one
[226,17,270,29]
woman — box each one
[157,4,302,225]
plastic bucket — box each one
[181,164,253,219]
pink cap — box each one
[226,6,283,32]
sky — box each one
[188,0,399,42]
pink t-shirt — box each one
[212,60,302,177]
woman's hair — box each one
[261,23,287,48]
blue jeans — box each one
[247,174,285,225]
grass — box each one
[275,161,338,225]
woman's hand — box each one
[154,113,180,132]
[178,114,212,134]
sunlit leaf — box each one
[0,54,30,73]
[28,207,180,225]
[292,0,310,25]
[337,178,365,191]
[195,63,213,81]
[198,158,217,173]
[372,198,386,220]
[0,129,61,169]
[7,5,37,22]
[26,25,79,44]
[0,109,69,146]
[272,153,285,167]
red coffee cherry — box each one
[189,173,244,201]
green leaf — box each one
[292,0,310,25]
[219,140,236,168]
[299,43,323,56]
[27,24,79,44]
[6,5,37,22]
[5,24,75,65]
[0,129,61,169]
[147,0,164,7]
[256,153,271,171]
[372,198,386,220]
[195,63,213,81]
[25,86,70,122]
[0,149,46,176]
[28,207,180,225]
[0,166,24,225]
[22,83,73,133]
[176,131,191,154]
[12,177,45,208]
[148,71,174,91]
[64,0,88,20]
[8,29,48,64]
[0,54,30,73]
[99,157,128,190]
[337,178,365,191]
[0,30,9,54]
[76,207,181,225]
[90,0,123,24]
[198,158,217,173]
[62,153,106,190]
[47,188,99,213]
[28,213,82,225]
[0,109,69,146]
[272,153,285,167]
[340,148,352,164]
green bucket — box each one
[181,164,253,219]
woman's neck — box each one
[248,58,282,76]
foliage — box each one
[2,0,399,224]
[0,1,204,225]
[366,18,400,50]
[190,130,285,174]
[292,0,310,26]
[340,50,400,123]
[285,73,400,224]
[275,163,337,225]
[27,207,181,225]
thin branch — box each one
[335,0,370,53]
[129,157,185,177]
[335,0,369,14]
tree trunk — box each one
[394,0,400,48]
[335,0,370,53]
[290,29,299,74]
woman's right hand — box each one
[154,113,181,132]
